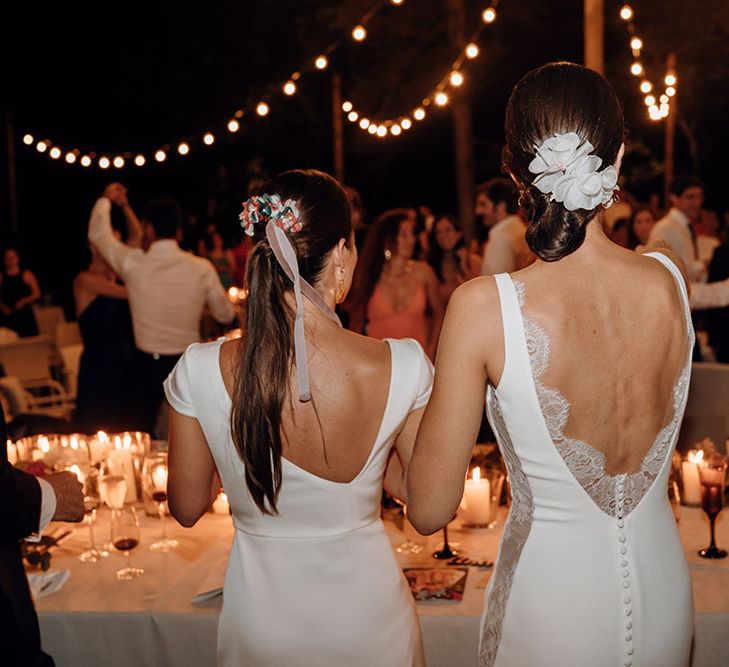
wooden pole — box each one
[446,0,475,240]
[664,53,677,207]
[331,73,345,183]
[5,111,19,234]
[584,0,605,74]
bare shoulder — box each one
[638,247,689,289]
[449,275,500,316]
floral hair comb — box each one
[239,194,302,236]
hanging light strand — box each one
[343,1,501,139]
[618,2,677,122]
[20,0,411,167]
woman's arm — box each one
[76,273,128,300]
[383,406,426,501]
[15,271,42,310]
[407,278,502,534]
[167,407,219,527]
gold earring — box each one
[335,268,346,304]
[384,248,392,261]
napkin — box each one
[28,570,71,599]
[191,559,226,604]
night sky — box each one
[2,0,728,313]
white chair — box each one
[32,304,65,337]
[56,321,82,348]
[678,363,729,454]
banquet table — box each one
[36,505,729,667]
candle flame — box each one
[123,433,132,448]
[114,436,122,450]
[472,467,481,483]
[39,437,50,453]
[69,464,82,480]
[97,431,108,442]
[688,449,705,465]
[70,435,79,450]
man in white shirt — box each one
[88,184,235,433]
[647,175,705,281]
[475,178,532,275]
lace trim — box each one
[479,392,534,667]
[514,279,693,519]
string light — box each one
[314,55,328,70]
[283,80,297,95]
[640,81,652,93]
[644,95,656,106]
[227,119,240,133]
[481,7,496,23]
[65,152,76,164]
[352,25,367,42]
[80,155,92,167]
[359,118,370,129]
[203,132,215,145]
[23,134,33,145]
[390,124,402,136]
[134,154,146,166]
[450,71,464,87]
[664,73,677,86]
[630,37,643,51]
[630,62,643,76]
[178,142,190,155]
[413,108,426,121]
[342,101,353,113]
[347,111,359,122]
[113,156,125,168]
[390,0,404,5]
[435,92,449,106]
[620,4,633,21]
[376,125,387,137]
[666,86,676,97]
[99,157,110,169]
[256,102,270,116]
[367,124,377,135]
[36,141,47,153]
[155,150,166,162]
[465,43,480,59]
[49,147,61,159]
[400,118,412,130]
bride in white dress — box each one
[164,170,431,666]
[407,62,694,667]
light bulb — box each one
[359,118,370,130]
[630,37,643,51]
[413,107,426,121]
[450,71,464,87]
[203,132,215,145]
[256,102,269,116]
[465,43,479,59]
[49,147,61,159]
[99,157,110,169]
[435,92,449,106]
[315,55,328,70]
[347,111,359,122]
[644,95,656,106]
[390,124,402,136]
[283,80,296,95]
[352,25,367,42]
[234,109,244,118]
[228,119,240,133]
[482,7,496,23]
[660,94,669,104]
[630,62,643,76]
[23,134,34,145]
[134,154,146,166]
[390,0,404,5]
[155,150,166,162]
[376,125,387,137]
[113,156,125,168]
[640,80,652,93]
[65,152,76,164]
[36,141,47,153]
[401,118,412,130]
[80,155,92,167]
[178,142,190,155]
[620,4,633,21]
[666,86,676,97]
[367,124,377,135]
[665,73,677,86]
[342,101,353,113]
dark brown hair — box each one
[231,169,352,514]
[503,62,625,261]
[346,208,412,322]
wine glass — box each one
[698,459,727,559]
[668,479,681,525]
[389,497,423,555]
[143,455,178,552]
[110,506,144,579]
[79,467,110,562]
[433,515,458,560]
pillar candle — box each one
[681,450,704,506]
[462,467,491,526]
[107,442,138,504]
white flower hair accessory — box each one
[528,132,619,212]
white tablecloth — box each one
[36,506,729,666]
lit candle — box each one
[68,464,86,485]
[681,449,704,506]
[7,439,17,465]
[89,431,110,463]
[152,465,168,492]
[212,492,230,515]
[107,437,138,503]
[462,467,491,526]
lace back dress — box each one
[480,252,694,667]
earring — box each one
[335,268,346,304]
[384,248,392,261]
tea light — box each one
[682,449,704,506]
[152,465,168,492]
[212,492,230,515]
[462,467,491,526]
[107,437,138,503]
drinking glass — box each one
[433,515,458,560]
[390,499,423,555]
[698,459,728,559]
[110,506,144,579]
[79,467,109,562]
[143,454,178,552]
[99,463,128,510]
[668,479,681,525]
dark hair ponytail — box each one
[503,62,625,261]
[230,169,351,514]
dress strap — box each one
[643,252,692,323]
[493,273,532,385]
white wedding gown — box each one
[480,252,694,667]
[165,337,431,666]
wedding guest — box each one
[0,248,41,337]
[706,238,729,363]
[695,209,721,265]
[428,214,480,303]
[1,402,84,667]
[73,243,133,432]
[628,206,656,249]
[231,231,252,288]
[648,174,705,280]
[87,183,235,435]
[347,208,444,358]
[608,217,630,248]
[475,178,532,275]
[207,231,236,289]
[165,169,431,666]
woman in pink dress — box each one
[428,214,481,304]
[347,209,444,358]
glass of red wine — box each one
[144,455,178,552]
[111,506,143,579]
[698,459,728,559]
